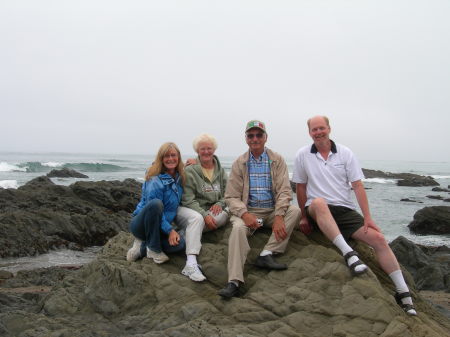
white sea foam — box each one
[43,161,64,167]
[0,180,18,189]
[431,175,450,179]
[0,162,26,172]
[363,178,396,184]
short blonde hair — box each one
[192,133,218,153]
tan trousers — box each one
[227,205,301,283]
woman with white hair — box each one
[176,133,229,282]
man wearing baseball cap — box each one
[218,120,301,298]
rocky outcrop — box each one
[400,198,422,203]
[1,230,449,337]
[397,177,440,187]
[390,236,450,292]
[432,187,450,192]
[362,168,438,182]
[0,176,141,257]
[408,206,450,235]
[427,195,444,200]
[47,168,89,178]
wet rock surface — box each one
[408,206,450,235]
[1,230,449,337]
[0,176,141,258]
[47,168,89,178]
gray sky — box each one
[1,1,449,161]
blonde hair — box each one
[192,133,218,153]
[307,115,330,130]
[145,142,185,185]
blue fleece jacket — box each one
[132,173,183,234]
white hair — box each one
[192,133,218,153]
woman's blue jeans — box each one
[129,199,185,258]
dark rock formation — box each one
[0,176,141,258]
[400,198,422,203]
[0,231,449,336]
[432,187,450,192]
[390,236,450,292]
[359,169,439,186]
[427,195,444,200]
[408,206,450,235]
[47,168,89,178]
[397,177,440,187]
[363,168,436,181]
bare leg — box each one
[308,198,366,273]
[307,198,341,240]
[351,227,399,274]
[351,225,416,315]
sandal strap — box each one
[344,250,358,262]
[400,303,416,314]
[349,259,364,270]
[395,291,412,302]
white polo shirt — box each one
[292,141,364,209]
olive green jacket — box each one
[181,155,227,217]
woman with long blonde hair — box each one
[126,142,186,264]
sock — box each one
[260,250,272,257]
[230,280,239,287]
[332,234,367,273]
[389,270,416,314]
[186,254,198,266]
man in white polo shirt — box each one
[292,115,417,316]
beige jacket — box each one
[225,148,293,218]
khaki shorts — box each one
[306,204,363,240]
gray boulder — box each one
[390,236,450,291]
[408,206,450,235]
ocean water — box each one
[1,151,449,272]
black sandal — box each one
[344,251,368,276]
[395,291,417,316]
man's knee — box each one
[287,205,301,218]
[285,205,301,228]
[370,231,388,248]
[230,216,247,233]
[309,198,328,211]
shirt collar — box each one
[310,140,337,154]
[249,148,267,162]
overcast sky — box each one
[1,1,449,161]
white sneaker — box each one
[147,248,169,264]
[126,239,143,262]
[182,264,206,282]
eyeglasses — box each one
[246,133,264,139]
